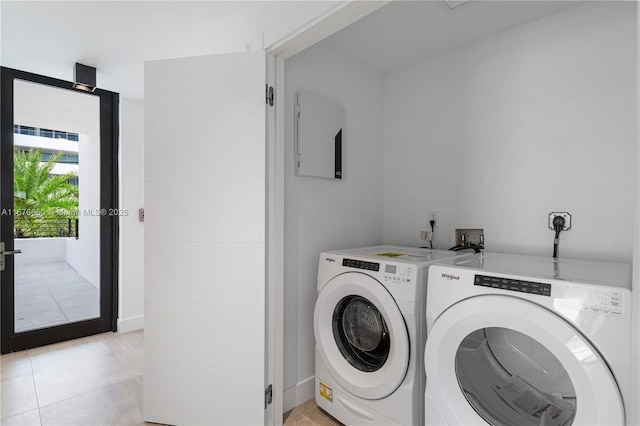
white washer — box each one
[314,245,475,425]
[424,252,632,426]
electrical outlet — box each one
[428,210,438,225]
[548,212,571,231]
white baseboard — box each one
[284,376,315,413]
[118,315,144,333]
[284,386,297,413]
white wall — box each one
[383,2,636,263]
[118,98,145,332]
[14,238,66,266]
[66,131,100,287]
[284,43,384,410]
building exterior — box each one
[13,124,79,186]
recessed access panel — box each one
[295,91,345,179]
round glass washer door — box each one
[314,272,409,400]
[332,295,391,372]
[425,295,624,426]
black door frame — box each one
[0,66,119,353]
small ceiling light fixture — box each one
[443,0,472,9]
[73,62,96,92]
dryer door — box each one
[314,272,410,400]
[425,295,624,426]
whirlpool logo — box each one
[441,273,460,281]
[325,257,336,263]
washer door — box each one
[425,295,624,426]
[314,272,410,400]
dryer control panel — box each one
[474,274,551,297]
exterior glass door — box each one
[1,67,119,353]
[13,80,101,333]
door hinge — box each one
[265,85,274,107]
[264,384,273,409]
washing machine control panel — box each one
[474,274,551,296]
[383,264,414,284]
[342,258,414,284]
[342,258,380,271]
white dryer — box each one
[424,252,632,426]
[314,245,475,425]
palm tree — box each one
[13,149,79,237]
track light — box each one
[73,63,96,92]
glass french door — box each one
[0,67,119,353]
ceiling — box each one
[1,1,585,99]
[322,0,584,74]
[0,1,339,99]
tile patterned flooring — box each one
[0,330,150,425]
[1,330,338,426]
[15,262,99,333]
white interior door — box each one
[143,50,269,425]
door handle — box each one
[0,242,21,271]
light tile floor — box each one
[0,330,153,426]
[1,330,338,425]
[15,262,99,333]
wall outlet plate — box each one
[548,212,571,231]
[428,210,438,228]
